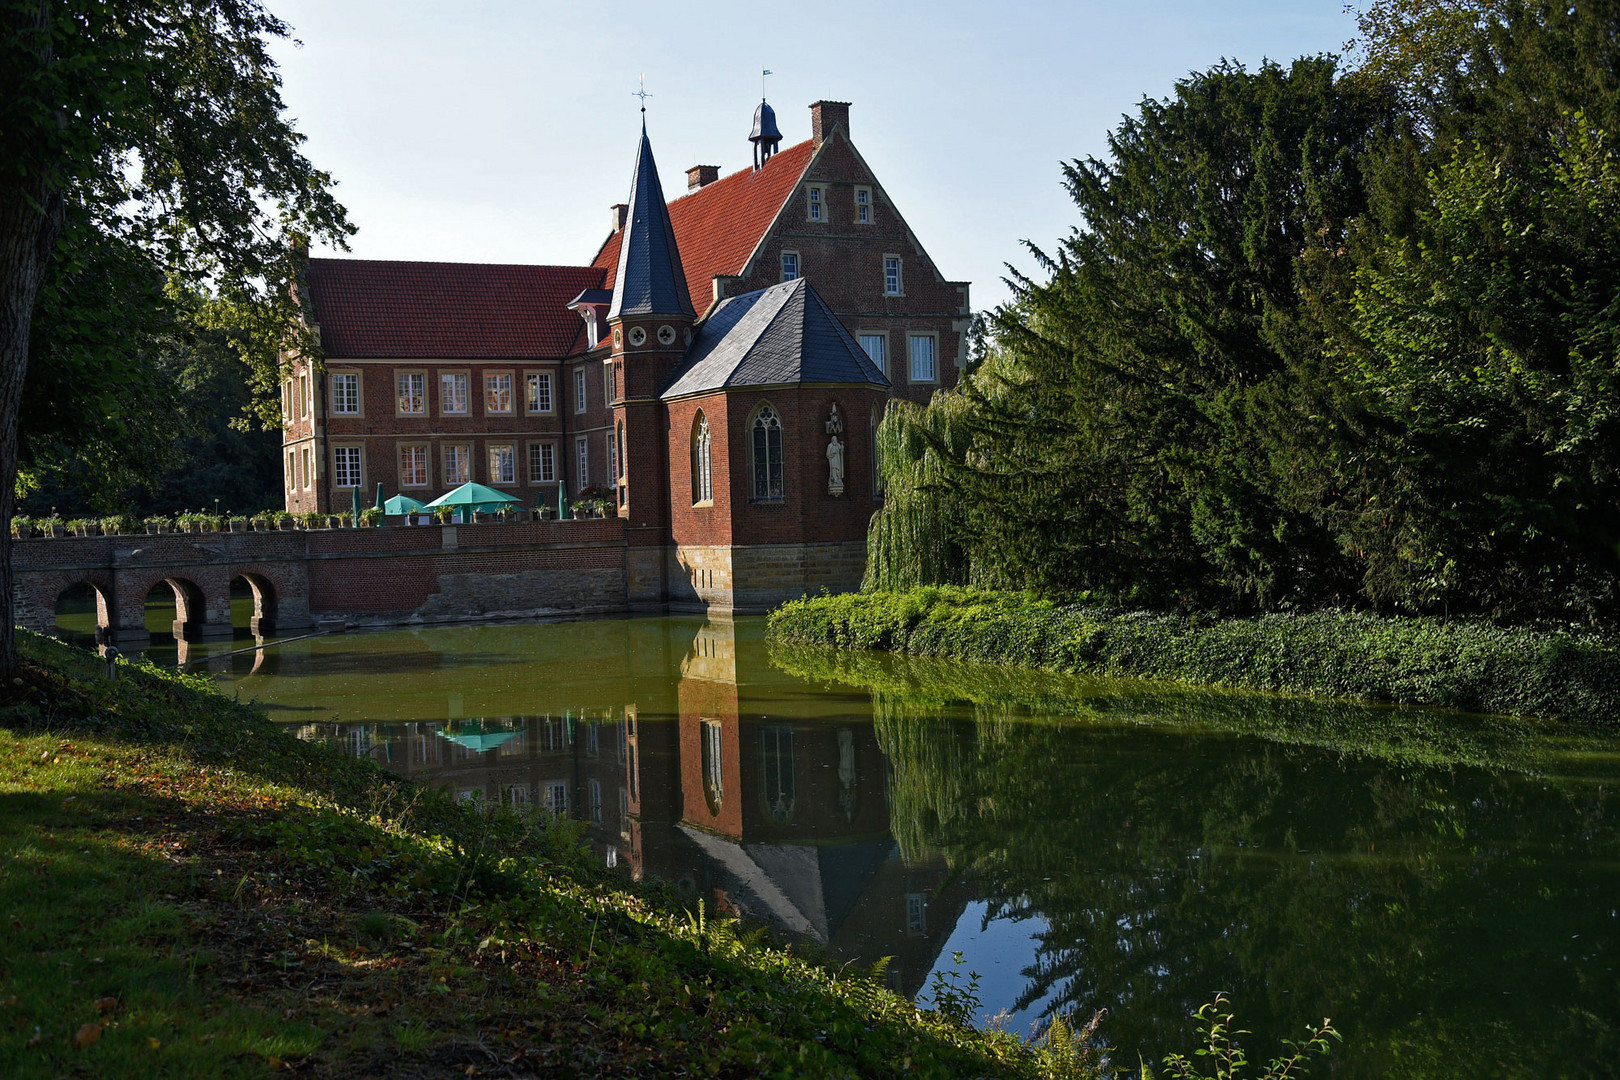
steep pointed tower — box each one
[607,122,695,605]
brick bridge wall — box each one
[13,520,628,645]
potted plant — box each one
[175,511,199,533]
[227,515,248,533]
[249,512,271,532]
[10,516,32,539]
[359,507,383,527]
[298,511,322,529]
[67,517,98,537]
[39,515,65,537]
[275,512,295,530]
[435,505,455,525]
[143,515,169,535]
[537,505,553,521]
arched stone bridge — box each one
[13,531,311,646]
[11,521,632,646]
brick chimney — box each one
[610,203,628,233]
[686,165,720,191]
[810,100,851,149]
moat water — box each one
[66,606,1620,1078]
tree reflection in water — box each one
[232,617,1620,1078]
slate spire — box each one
[608,123,695,322]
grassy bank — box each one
[0,632,1099,1078]
[767,587,1620,725]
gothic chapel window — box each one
[692,412,713,504]
[751,404,783,500]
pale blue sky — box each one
[269,1,1357,311]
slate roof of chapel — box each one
[660,277,890,399]
[304,259,605,359]
[592,138,816,317]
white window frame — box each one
[333,445,362,488]
[440,372,469,415]
[859,333,887,375]
[807,185,823,222]
[528,441,555,484]
[884,255,903,297]
[443,443,471,486]
[396,371,425,416]
[908,333,938,383]
[781,250,800,282]
[575,435,589,488]
[300,446,313,490]
[855,186,872,224]
[574,368,588,414]
[526,371,553,414]
[484,372,513,415]
[488,443,516,485]
[400,444,429,487]
[330,372,360,416]
[609,422,621,489]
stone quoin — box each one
[280,97,970,613]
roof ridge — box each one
[308,256,601,272]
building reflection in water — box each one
[295,617,970,1000]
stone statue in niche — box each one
[827,434,845,496]
[825,403,845,496]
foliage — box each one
[874,8,1620,626]
[769,587,1620,724]
[1154,996,1337,1080]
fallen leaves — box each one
[73,1021,103,1048]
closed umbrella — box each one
[374,482,385,510]
[351,484,362,527]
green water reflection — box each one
[195,616,1620,1078]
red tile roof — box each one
[305,259,606,359]
[591,139,814,317]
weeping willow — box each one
[863,393,976,590]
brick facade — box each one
[279,98,966,613]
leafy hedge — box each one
[767,587,1620,725]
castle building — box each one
[283,99,969,612]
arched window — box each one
[691,411,712,504]
[751,403,783,500]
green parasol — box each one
[374,482,385,510]
[423,482,522,515]
[557,478,569,520]
[383,494,427,515]
[351,484,362,526]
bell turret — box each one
[750,98,782,169]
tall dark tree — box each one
[0,0,352,674]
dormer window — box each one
[855,187,871,223]
[807,186,823,222]
[781,251,800,282]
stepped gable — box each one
[660,278,889,399]
[305,258,605,359]
[593,139,815,318]
[607,126,695,321]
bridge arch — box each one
[52,580,112,646]
[140,575,208,642]
[231,572,278,636]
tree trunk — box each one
[0,0,63,677]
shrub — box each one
[768,588,1620,725]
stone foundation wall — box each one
[672,541,866,614]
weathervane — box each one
[762,68,772,99]
[632,74,652,114]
